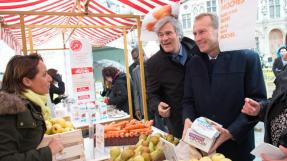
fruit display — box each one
[103,119,154,146]
[45,117,74,135]
[109,133,165,161]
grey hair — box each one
[195,13,218,29]
[154,16,183,40]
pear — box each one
[211,153,225,161]
[141,152,151,161]
[219,159,231,161]
[154,133,163,138]
[150,136,160,146]
[199,156,212,161]
[141,146,150,153]
[150,149,164,161]
[121,149,135,161]
[148,142,155,152]
[110,147,121,161]
[133,155,145,161]
[139,134,147,141]
[173,138,179,145]
[142,140,149,147]
[166,134,174,143]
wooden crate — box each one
[38,129,85,161]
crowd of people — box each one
[0,8,287,161]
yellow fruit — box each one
[51,124,64,134]
[199,156,212,161]
[211,153,225,161]
[190,159,199,161]
[121,149,134,161]
[110,147,121,161]
[150,136,160,145]
[65,121,74,128]
[219,159,231,161]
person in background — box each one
[145,16,200,138]
[129,47,140,80]
[272,46,287,77]
[47,68,65,104]
[0,54,63,161]
[102,66,129,114]
[100,79,112,97]
[182,13,266,161]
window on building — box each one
[182,14,191,30]
[269,0,281,18]
[207,0,216,13]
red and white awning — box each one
[0,0,180,54]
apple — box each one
[51,123,64,134]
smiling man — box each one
[145,16,200,138]
[182,13,267,161]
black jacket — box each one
[260,90,287,146]
[273,57,284,77]
[182,50,267,161]
[0,92,51,161]
[108,73,129,113]
[145,37,199,138]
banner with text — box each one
[219,0,257,51]
[69,39,96,105]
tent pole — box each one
[123,28,133,119]
[20,15,27,55]
[28,27,33,53]
[136,17,148,121]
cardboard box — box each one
[38,129,85,161]
[183,117,220,153]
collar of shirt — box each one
[208,54,218,60]
[172,44,187,65]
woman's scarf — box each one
[22,89,51,120]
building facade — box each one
[179,0,287,66]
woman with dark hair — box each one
[47,68,65,104]
[102,66,129,114]
[0,54,63,161]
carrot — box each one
[124,123,146,131]
[113,120,129,128]
[145,120,154,127]
[104,126,121,132]
[129,127,151,134]
[129,119,137,125]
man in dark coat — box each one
[145,16,200,138]
[182,13,267,161]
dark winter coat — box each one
[273,57,284,77]
[182,50,267,161]
[0,91,51,161]
[49,75,65,104]
[145,37,200,138]
[108,73,129,114]
[260,90,287,147]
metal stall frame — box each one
[0,10,149,121]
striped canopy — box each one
[0,0,179,54]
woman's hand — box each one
[48,138,64,155]
[262,145,287,161]
[241,98,261,116]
